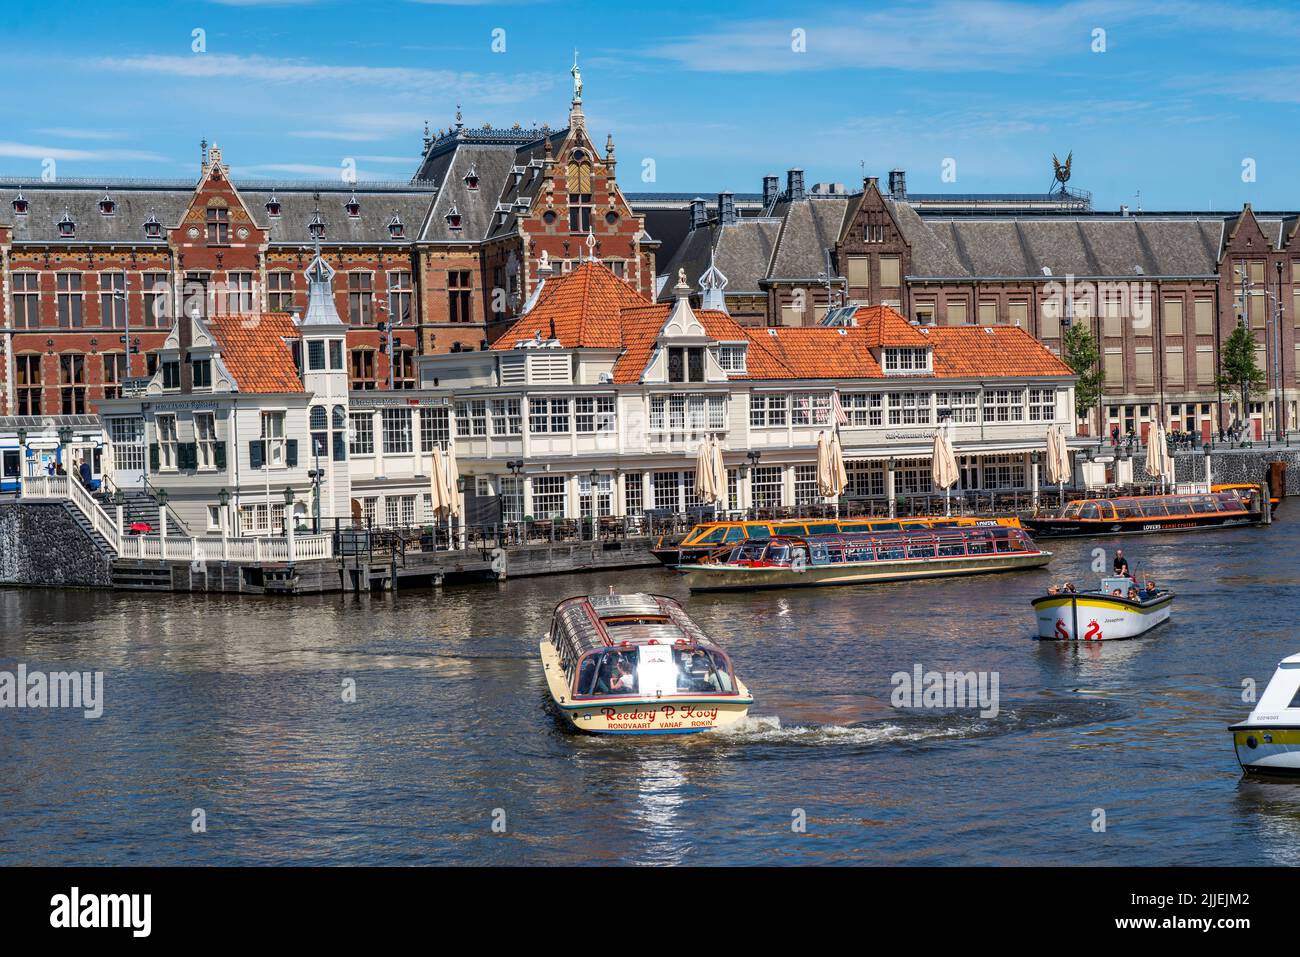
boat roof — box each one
[552,593,717,655]
[760,525,1025,546]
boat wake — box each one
[712,696,1120,749]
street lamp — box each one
[307,467,323,533]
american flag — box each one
[832,392,849,427]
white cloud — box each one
[0,141,168,162]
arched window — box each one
[566,157,592,233]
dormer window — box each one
[98,194,115,216]
[387,214,404,239]
[344,194,360,217]
[718,344,747,373]
[57,209,75,238]
[446,205,462,230]
[265,195,281,217]
[308,210,326,239]
[464,165,479,190]
[883,346,931,374]
[12,193,28,215]
[143,214,163,239]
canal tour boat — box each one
[1230,653,1300,777]
[540,592,753,734]
[1031,576,1174,641]
[651,514,1022,566]
[1023,489,1263,537]
[679,526,1050,593]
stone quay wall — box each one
[0,502,113,588]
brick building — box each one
[0,66,653,417]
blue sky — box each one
[1,0,1298,210]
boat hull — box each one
[1031,592,1173,640]
[1024,513,1257,537]
[539,640,752,734]
[1230,725,1300,776]
[682,550,1050,592]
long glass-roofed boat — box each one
[1023,488,1264,537]
[680,525,1050,592]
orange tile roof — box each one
[205,313,304,394]
[491,264,1072,383]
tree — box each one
[1217,324,1266,427]
[1062,322,1104,424]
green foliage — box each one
[1062,322,1103,420]
[1217,324,1266,416]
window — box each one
[578,473,613,518]
[751,466,784,508]
[650,394,724,431]
[883,347,929,373]
[490,398,521,436]
[529,397,571,434]
[887,392,931,426]
[350,349,377,390]
[56,273,83,328]
[794,465,820,505]
[792,393,832,427]
[983,388,1024,423]
[206,206,229,245]
[224,272,254,314]
[268,272,294,313]
[195,412,217,469]
[750,393,788,428]
[667,346,705,383]
[454,399,488,437]
[156,414,178,470]
[347,273,372,325]
[420,407,450,450]
[350,412,374,455]
[381,407,413,453]
[57,354,86,414]
[499,476,523,523]
[162,359,181,390]
[624,472,644,514]
[935,390,978,424]
[879,256,901,287]
[183,272,209,319]
[310,406,328,458]
[143,273,169,328]
[12,273,39,328]
[108,418,145,471]
[718,345,747,373]
[567,158,593,232]
[191,357,212,389]
[1028,388,1056,422]
[392,348,416,390]
[16,355,41,415]
[102,353,126,400]
[841,392,883,427]
[575,396,616,433]
[846,256,869,288]
[261,411,286,468]
[845,461,885,498]
[448,270,472,323]
[532,475,567,519]
[387,271,412,324]
[982,454,1027,490]
[652,471,682,510]
[307,340,326,372]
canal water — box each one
[2,516,1299,866]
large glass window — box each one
[531,475,567,519]
[350,412,374,455]
[381,407,413,453]
[12,272,39,328]
[751,466,784,508]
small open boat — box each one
[1230,653,1300,777]
[540,592,753,734]
[1031,576,1173,640]
[680,525,1050,592]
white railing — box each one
[18,474,334,562]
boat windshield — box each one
[575,646,734,697]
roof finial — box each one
[571,49,582,103]
[455,104,463,129]
[585,228,597,261]
[423,119,431,152]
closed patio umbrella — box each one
[694,437,717,507]
[931,428,960,516]
[1145,422,1165,490]
[830,432,848,498]
[816,432,836,498]
[711,435,728,509]
[429,446,450,516]
[443,441,461,518]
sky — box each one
[1,0,1298,210]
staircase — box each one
[60,501,116,559]
[95,489,190,535]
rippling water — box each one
[3,516,1300,865]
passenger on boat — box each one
[611,658,636,693]
[1111,588,1123,597]
[1127,586,1140,601]
[1046,585,1059,595]
[1113,550,1130,576]
[1062,582,1076,593]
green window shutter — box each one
[249,440,264,470]
[332,433,346,462]
[182,443,197,471]
[149,443,160,471]
[285,439,298,468]
[214,441,227,471]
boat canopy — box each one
[1249,654,1300,721]
[721,526,1039,568]
[1059,491,1246,520]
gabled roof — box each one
[205,313,304,394]
[496,260,649,347]
[924,325,1074,377]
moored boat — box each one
[540,592,753,734]
[1023,489,1263,537]
[1230,653,1300,777]
[1031,576,1173,640]
[680,525,1050,592]
[651,514,1023,566]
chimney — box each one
[717,192,736,226]
[787,168,805,201]
[762,175,779,207]
[888,169,907,199]
[864,176,879,192]
[688,197,708,231]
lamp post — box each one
[113,488,126,538]
[1030,450,1042,510]
[283,486,296,561]
[886,456,897,519]
[155,487,169,557]
[307,467,322,533]
[1275,260,1285,441]
[505,458,524,528]
[57,426,73,479]
[217,488,230,557]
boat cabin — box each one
[1057,491,1248,521]
[722,526,1041,568]
[677,515,1018,548]
[548,593,737,701]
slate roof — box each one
[657,218,783,299]
[205,313,304,394]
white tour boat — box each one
[1230,653,1300,777]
